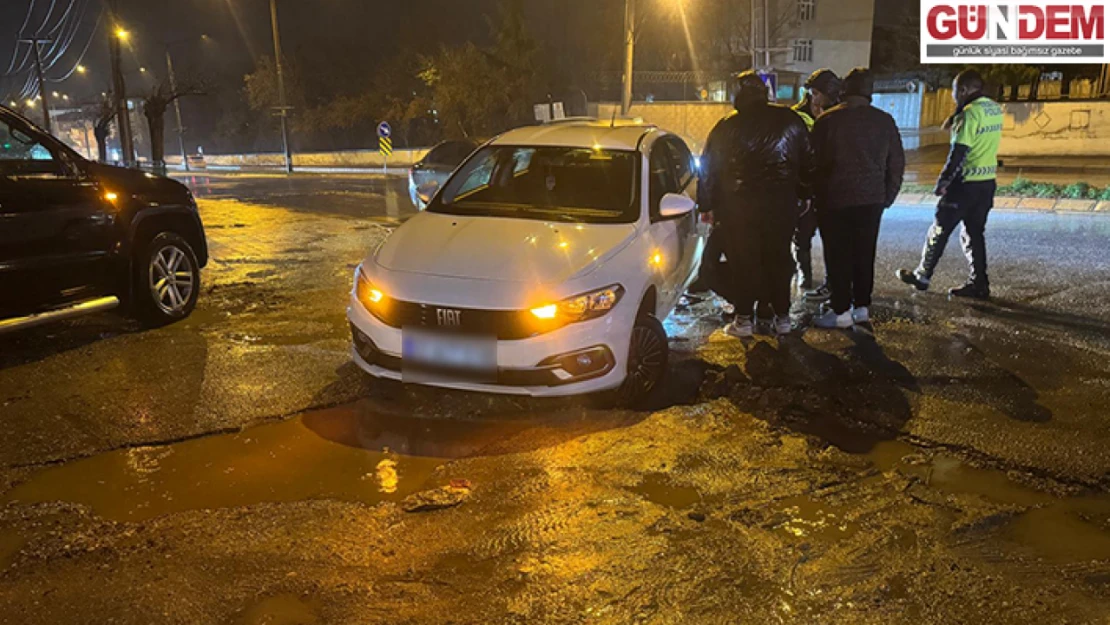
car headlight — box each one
[356,269,387,313]
[530,284,624,325]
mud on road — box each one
[2,189,1110,623]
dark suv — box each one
[0,106,207,333]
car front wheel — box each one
[133,232,200,325]
[615,314,669,407]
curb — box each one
[894,192,1108,213]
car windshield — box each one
[430,145,638,224]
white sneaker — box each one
[725,316,754,338]
[851,307,870,324]
[814,309,854,329]
[773,315,793,335]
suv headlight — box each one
[530,284,624,324]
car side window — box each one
[0,119,67,178]
[665,138,695,192]
[648,142,679,219]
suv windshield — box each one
[430,145,638,224]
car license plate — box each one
[401,327,497,383]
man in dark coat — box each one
[791,69,842,301]
[698,71,813,337]
[810,67,905,329]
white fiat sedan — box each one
[348,121,704,402]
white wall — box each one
[999,102,1110,157]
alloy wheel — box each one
[620,323,668,402]
[149,244,195,315]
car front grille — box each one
[371,300,555,341]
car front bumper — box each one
[346,294,632,397]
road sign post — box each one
[378,121,393,174]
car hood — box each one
[85,162,192,205]
[374,211,638,284]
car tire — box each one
[132,231,200,326]
[614,313,669,407]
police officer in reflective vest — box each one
[898,69,1003,299]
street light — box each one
[76,64,87,74]
[269,0,293,173]
[115,28,130,41]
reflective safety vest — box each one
[953,96,1004,182]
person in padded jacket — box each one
[698,71,813,338]
[810,68,905,329]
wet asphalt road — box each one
[1,172,1109,624]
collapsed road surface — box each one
[1,173,1109,624]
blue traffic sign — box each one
[377,121,392,139]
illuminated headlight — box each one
[531,285,624,324]
[356,269,386,310]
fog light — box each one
[539,346,615,381]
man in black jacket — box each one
[699,71,813,338]
[811,68,906,329]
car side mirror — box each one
[416,180,440,205]
[659,193,696,218]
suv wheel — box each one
[615,314,669,407]
[134,232,200,325]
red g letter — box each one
[928,5,959,40]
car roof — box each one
[490,120,659,151]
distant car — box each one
[408,140,477,210]
[349,121,704,403]
[0,105,208,333]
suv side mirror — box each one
[416,180,440,205]
[659,193,696,218]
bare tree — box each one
[698,0,798,73]
[142,78,204,174]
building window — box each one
[792,39,814,63]
[798,0,816,21]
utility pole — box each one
[19,37,53,132]
[620,0,635,116]
[750,0,757,69]
[165,49,188,171]
[107,1,135,167]
[762,0,771,68]
[270,0,293,173]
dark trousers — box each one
[718,197,798,317]
[916,180,996,288]
[697,226,731,300]
[818,204,885,315]
[793,203,819,285]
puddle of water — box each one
[238,593,321,625]
[868,440,1054,507]
[868,440,1110,564]
[1009,498,1110,563]
[3,412,442,523]
[0,530,28,570]
[768,494,859,541]
[629,473,703,509]
[3,400,636,524]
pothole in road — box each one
[2,399,628,523]
[868,440,1110,563]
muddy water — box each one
[2,401,558,522]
